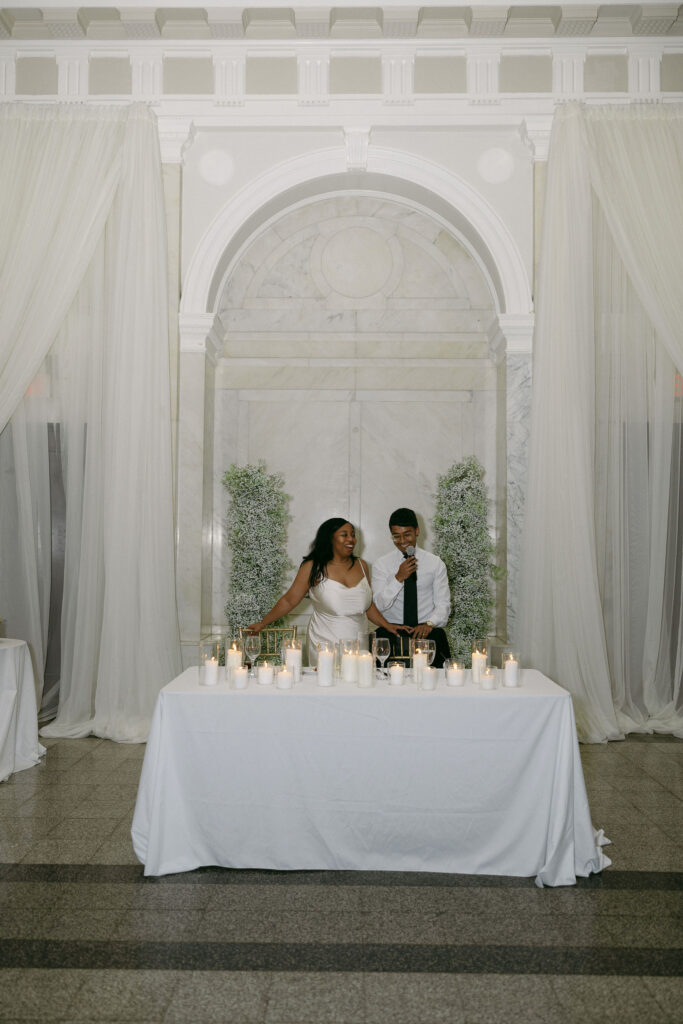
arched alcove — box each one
[209,192,508,638]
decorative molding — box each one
[519,116,553,161]
[382,53,414,104]
[0,6,682,43]
[629,50,661,95]
[498,312,535,354]
[344,127,370,170]
[181,144,532,322]
[487,320,506,364]
[552,50,584,94]
[56,55,87,97]
[214,54,245,105]
[298,52,329,105]
[179,312,223,364]
[466,52,500,100]
[130,53,162,99]
[158,117,195,164]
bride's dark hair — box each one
[302,517,355,588]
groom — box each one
[372,508,451,669]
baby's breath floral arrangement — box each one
[432,456,500,665]
[222,462,291,637]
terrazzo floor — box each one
[0,732,681,1023]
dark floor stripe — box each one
[0,863,681,890]
[0,940,680,976]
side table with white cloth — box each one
[132,668,610,886]
[0,639,45,782]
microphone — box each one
[404,545,417,579]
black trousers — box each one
[373,626,451,670]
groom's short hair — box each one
[389,508,418,529]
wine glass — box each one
[372,637,391,678]
[244,635,261,677]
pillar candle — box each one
[471,650,486,683]
[503,657,519,687]
[420,666,436,690]
[257,662,274,686]
[413,651,427,684]
[446,665,465,687]
[276,668,293,690]
[202,657,219,687]
[232,666,248,689]
[341,652,358,683]
[317,649,334,686]
[226,647,242,677]
[480,667,496,690]
[357,651,373,688]
[285,646,302,683]
[389,663,405,686]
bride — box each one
[246,517,401,664]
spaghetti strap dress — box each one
[306,562,372,665]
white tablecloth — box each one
[131,668,610,886]
[0,639,45,782]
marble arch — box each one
[180,146,532,321]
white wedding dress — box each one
[306,564,372,665]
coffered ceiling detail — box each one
[1,5,682,41]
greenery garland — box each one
[222,462,291,637]
[432,456,500,665]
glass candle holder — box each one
[340,638,359,683]
[284,639,302,683]
[388,660,405,686]
[480,666,497,690]
[257,660,274,686]
[225,637,243,682]
[419,666,437,691]
[471,640,489,683]
[316,641,334,687]
[411,638,429,684]
[445,659,465,687]
[275,664,293,690]
[199,636,222,686]
[357,650,374,688]
[502,649,521,687]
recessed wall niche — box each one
[211,193,506,638]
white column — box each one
[177,313,222,667]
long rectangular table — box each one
[131,667,610,886]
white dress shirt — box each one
[372,546,450,627]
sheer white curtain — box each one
[0,103,181,742]
[518,103,683,742]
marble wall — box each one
[210,195,507,641]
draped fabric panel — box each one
[0,103,181,742]
[518,103,683,742]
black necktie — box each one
[403,553,418,626]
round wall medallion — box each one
[320,226,394,298]
[476,148,515,185]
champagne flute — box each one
[372,637,391,678]
[244,635,261,677]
